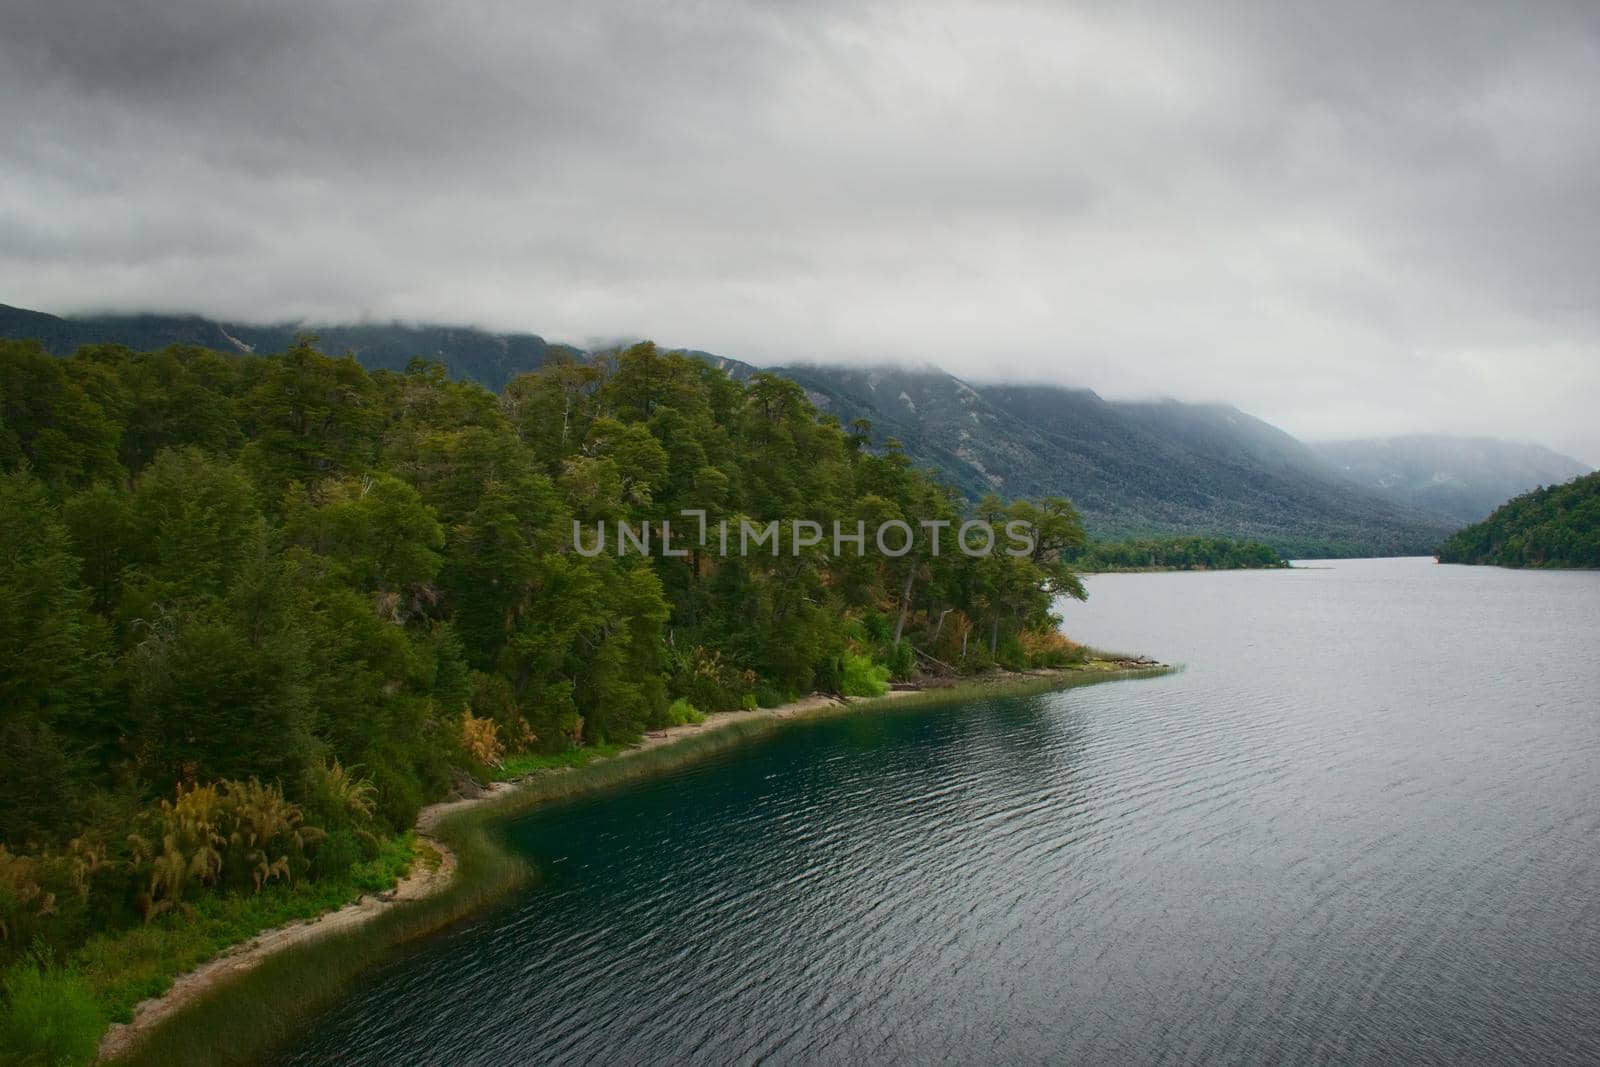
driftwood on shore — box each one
[911,645,959,675]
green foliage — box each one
[4,314,1469,555]
[0,472,111,845]
[662,698,706,727]
[104,672,1171,1067]
[125,780,322,921]
[667,645,754,715]
[840,654,891,698]
[1069,535,1287,572]
[497,743,626,778]
[1437,473,1600,568]
[308,831,364,881]
[0,334,1100,1058]
[0,341,123,488]
[301,760,378,836]
[71,833,415,1031]
[0,952,104,1067]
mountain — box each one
[768,366,1454,556]
[4,303,1457,556]
[0,304,580,390]
[1437,472,1600,568]
[1311,435,1592,526]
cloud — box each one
[3,0,1597,462]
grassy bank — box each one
[1,837,419,1067]
[82,836,417,1024]
[108,665,1172,1066]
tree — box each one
[0,341,123,486]
[239,340,381,490]
[0,471,111,844]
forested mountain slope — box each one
[4,304,1461,555]
[776,367,1455,556]
[1436,472,1600,568]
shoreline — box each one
[102,661,1172,1065]
[1076,564,1292,574]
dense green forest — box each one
[0,337,1094,1060]
[1,305,1461,556]
[1067,536,1287,572]
[1436,473,1600,568]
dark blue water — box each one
[286,558,1600,1065]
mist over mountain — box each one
[8,302,1579,557]
[0,304,580,390]
[1312,436,1592,526]
[768,367,1453,557]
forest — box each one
[1067,536,1287,572]
[0,306,1461,559]
[0,337,1091,1060]
[1435,472,1600,568]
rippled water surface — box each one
[287,558,1600,1065]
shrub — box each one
[367,764,426,833]
[125,780,320,923]
[662,698,705,727]
[309,830,363,881]
[667,645,754,714]
[812,654,843,695]
[994,633,1027,670]
[753,684,790,709]
[459,710,503,769]
[0,954,104,1067]
[929,609,976,666]
[0,847,51,948]
[840,654,890,698]
[1018,627,1085,668]
[304,759,378,832]
[860,612,891,643]
[468,672,536,753]
[882,639,916,680]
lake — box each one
[285,557,1600,1065]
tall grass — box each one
[107,664,1172,1065]
[0,954,104,1067]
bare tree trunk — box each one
[892,564,917,645]
[990,618,999,658]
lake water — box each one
[285,557,1600,1065]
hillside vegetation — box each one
[0,337,1093,1061]
[774,368,1455,556]
[2,306,1462,556]
[1069,536,1287,572]
[1436,473,1600,568]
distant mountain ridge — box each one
[766,366,1454,556]
[7,302,1581,557]
[0,303,581,390]
[1311,435,1591,525]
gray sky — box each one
[3,1,1598,463]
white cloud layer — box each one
[3,0,1597,462]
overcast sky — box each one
[3,1,1597,462]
